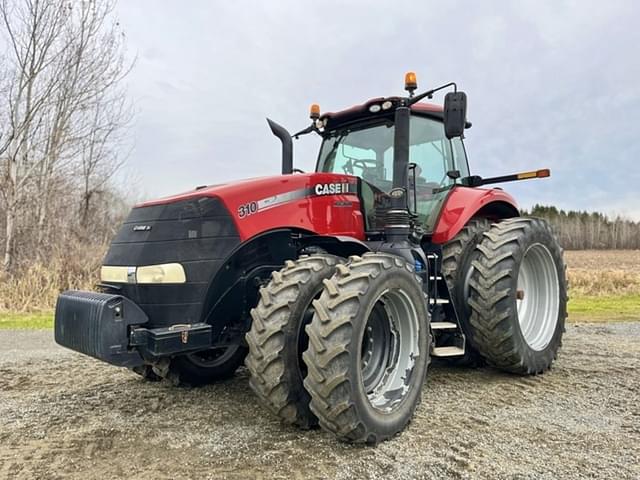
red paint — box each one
[431,187,519,244]
[137,173,366,242]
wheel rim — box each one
[360,288,421,412]
[516,243,560,351]
[187,345,239,367]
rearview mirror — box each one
[443,91,467,139]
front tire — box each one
[245,255,342,428]
[468,218,568,374]
[163,345,248,386]
[303,253,429,444]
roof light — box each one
[310,103,320,120]
[404,71,417,94]
[369,104,381,113]
[382,100,393,110]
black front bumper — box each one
[54,290,212,367]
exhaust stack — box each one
[266,118,293,175]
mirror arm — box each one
[408,82,457,105]
[292,123,321,139]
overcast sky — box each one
[116,1,640,219]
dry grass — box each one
[0,242,107,313]
[564,249,640,271]
[565,250,640,296]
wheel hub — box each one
[360,289,420,412]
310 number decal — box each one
[237,201,258,218]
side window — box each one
[408,116,456,223]
[409,140,450,186]
[451,138,470,178]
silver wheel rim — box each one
[360,288,421,412]
[516,243,560,351]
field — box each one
[564,250,640,321]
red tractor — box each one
[55,73,567,444]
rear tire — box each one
[303,253,429,444]
[468,218,567,374]
[245,255,343,429]
[441,218,491,366]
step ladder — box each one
[425,252,466,358]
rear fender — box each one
[432,187,519,244]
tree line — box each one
[523,205,640,250]
[0,0,130,274]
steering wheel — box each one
[353,159,377,171]
[342,158,378,177]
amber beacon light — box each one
[309,103,321,120]
[404,71,418,95]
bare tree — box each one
[0,0,132,271]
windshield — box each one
[317,115,469,229]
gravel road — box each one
[1,322,639,480]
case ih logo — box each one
[314,183,351,196]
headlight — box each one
[136,263,186,284]
[100,266,129,283]
[100,263,186,284]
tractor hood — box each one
[135,172,366,242]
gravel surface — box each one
[1,323,639,480]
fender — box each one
[431,186,519,244]
[199,230,370,344]
[199,229,300,341]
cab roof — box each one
[319,97,443,131]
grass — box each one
[568,294,640,322]
[0,311,53,329]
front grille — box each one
[102,196,241,327]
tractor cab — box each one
[316,98,470,233]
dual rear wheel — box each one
[246,252,430,443]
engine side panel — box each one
[431,186,519,244]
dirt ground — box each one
[1,323,639,480]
